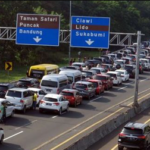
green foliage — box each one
[0,1,150,68]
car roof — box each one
[19,78,37,81]
[115,69,126,72]
[45,93,62,99]
[87,79,101,83]
[62,89,77,92]
[27,88,41,91]
[0,98,6,102]
[107,71,118,74]
[76,81,92,85]
[72,62,85,65]
[0,83,10,86]
[124,122,147,130]
[125,64,134,67]
[96,74,108,77]
[8,88,29,92]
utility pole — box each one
[133,31,141,107]
[68,1,72,63]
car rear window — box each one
[7,90,22,98]
[18,81,31,85]
[92,82,98,87]
[30,70,44,79]
[125,66,133,69]
[75,84,87,89]
[122,127,143,134]
[91,69,100,74]
[41,80,57,88]
[44,97,57,102]
[61,92,74,96]
[82,71,92,76]
[107,73,116,77]
[0,86,8,91]
[95,76,106,80]
[101,65,108,69]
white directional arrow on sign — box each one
[85,39,94,45]
[33,36,42,43]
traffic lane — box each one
[86,107,150,150]
[1,72,150,150]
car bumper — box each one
[39,107,59,112]
[118,142,144,149]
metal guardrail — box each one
[0,27,142,46]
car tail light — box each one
[20,100,24,103]
[4,90,7,93]
[57,89,60,94]
[138,135,146,139]
[0,110,1,113]
[40,100,45,104]
[71,97,75,100]
[119,133,126,137]
[54,102,59,106]
[85,88,88,90]
[72,83,75,89]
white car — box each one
[107,71,122,85]
[114,60,125,69]
[28,88,46,105]
[72,62,86,71]
[0,99,15,120]
[5,88,33,114]
[0,128,4,144]
[115,69,129,82]
[39,94,69,115]
[108,53,117,60]
[140,58,150,71]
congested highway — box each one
[87,105,150,150]
[1,70,150,150]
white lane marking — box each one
[118,86,127,90]
[4,131,23,141]
[140,78,148,82]
[90,96,102,102]
[15,120,37,130]
[123,82,134,85]
[52,116,57,119]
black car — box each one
[118,122,150,150]
[125,65,135,78]
[0,82,15,98]
[15,78,40,88]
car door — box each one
[5,101,13,117]
[59,97,65,110]
[38,90,46,104]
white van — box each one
[40,74,69,94]
[59,70,82,88]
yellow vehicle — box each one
[27,64,59,81]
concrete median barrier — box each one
[64,97,150,150]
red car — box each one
[86,79,104,95]
[94,74,113,90]
[60,89,82,107]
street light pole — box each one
[68,1,72,63]
[133,31,141,107]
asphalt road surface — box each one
[87,106,150,150]
[1,71,150,150]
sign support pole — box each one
[133,31,141,108]
[69,0,72,63]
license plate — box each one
[46,89,51,92]
[46,103,51,106]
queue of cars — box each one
[0,45,150,146]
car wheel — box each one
[10,110,14,118]
[87,95,90,100]
[59,107,62,115]
[39,108,43,114]
[66,105,69,112]
[118,145,123,150]
[80,100,82,105]
[74,101,77,107]
[22,106,26,114]
[117,82,119,86]
[0,134,4,144]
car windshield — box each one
[17,81,31,85]
[101,65,109,69]
[7,90,21,98]
[61,92,74,96]
[95,76,106,80]
[73,64,81,67]
[67,76,73,84]
[66,67,77,70]
[117,54,122,57]
[140,60,147,63]
[43,97,57,102]
[116,71,124,75]
[30,70,44,79]
[0,86,8,91]
[41,80,57,88]
[123,128,143,134]
[75,84,87,89]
